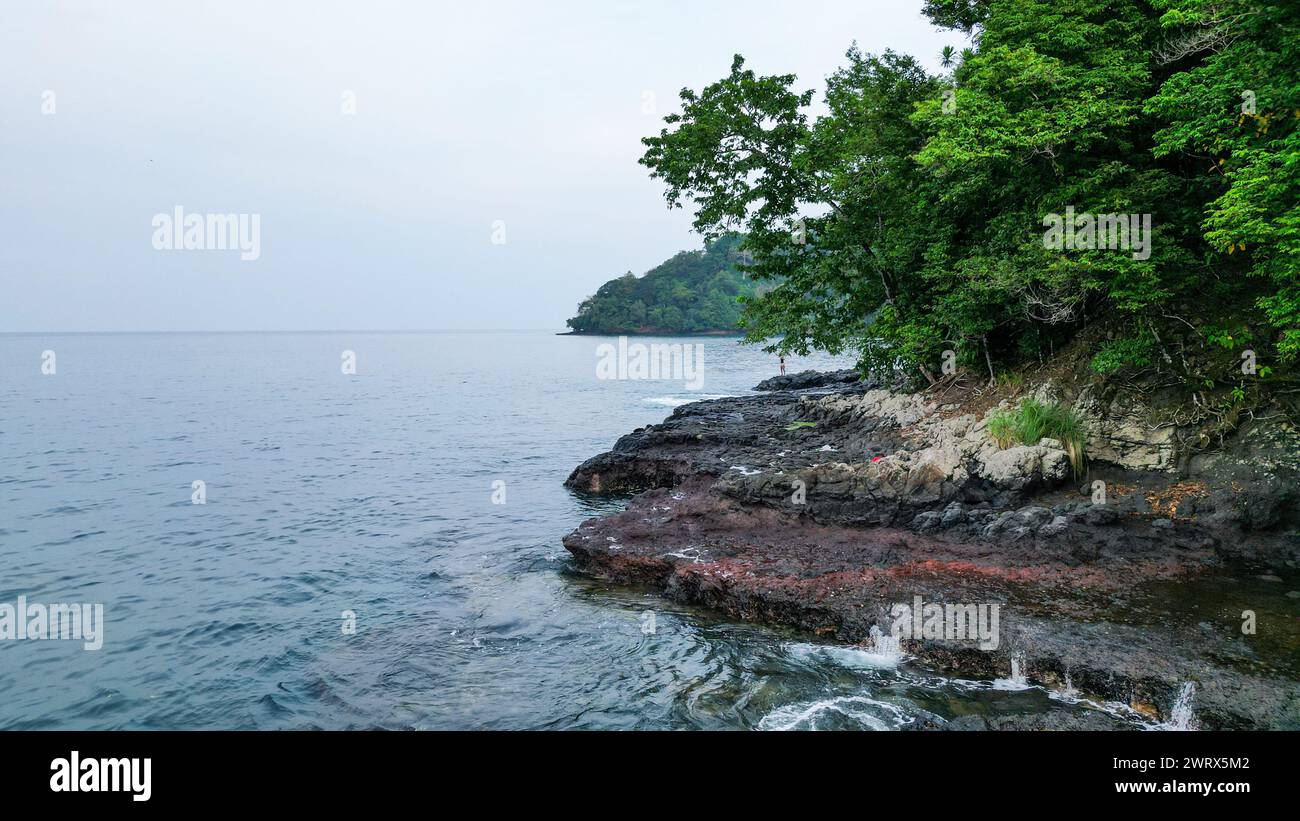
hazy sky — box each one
[1,0,960,332]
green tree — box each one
[637,0,1299,384]
[641,48,942,377]
[565,234,755,333]
[1146,0,1300,357]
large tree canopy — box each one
[640,0,1299,387]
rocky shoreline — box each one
[563,370,1300,729]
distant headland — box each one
[562,234,760,335]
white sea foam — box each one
[758,695,913,731]
[787,640,901,670]
[643,394,731,408]
[868,624,903,661]
[991,653,1030,690]
[1161,681,1199,731]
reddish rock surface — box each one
[564,382,1300,729]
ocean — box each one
[0,330,1129,729]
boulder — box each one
[753,369,864,391]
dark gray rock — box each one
[564,384,1300,729]
[753,368,865,392]
[911,511,942,532]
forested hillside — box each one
[640,0,1298,407]
[565,234,756,334]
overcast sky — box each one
[1,0,961,332]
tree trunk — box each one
[983,335,996,387]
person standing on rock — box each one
[779,355,786,376]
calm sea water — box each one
[0,330,1120,729]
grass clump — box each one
[986,410,1017,449]
[985,398,1087,476]
[996,371,1025,390]
[784,421,817,431]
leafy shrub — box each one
[1090,337,1154,375]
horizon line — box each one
[0,327,570,336]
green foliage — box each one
[783,421,818,431]
[923,0,990,33]
[1201,323,1253,351]
[642,46,944,374]
[996,371,1024,389]
[987,398,1088,475]
[986,410,1017,448]
[1090,334,1155,374]
[1146,0,1300,358]
[636,0,1298,385]
[566,234,756,333]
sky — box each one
[0,0,961,332]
